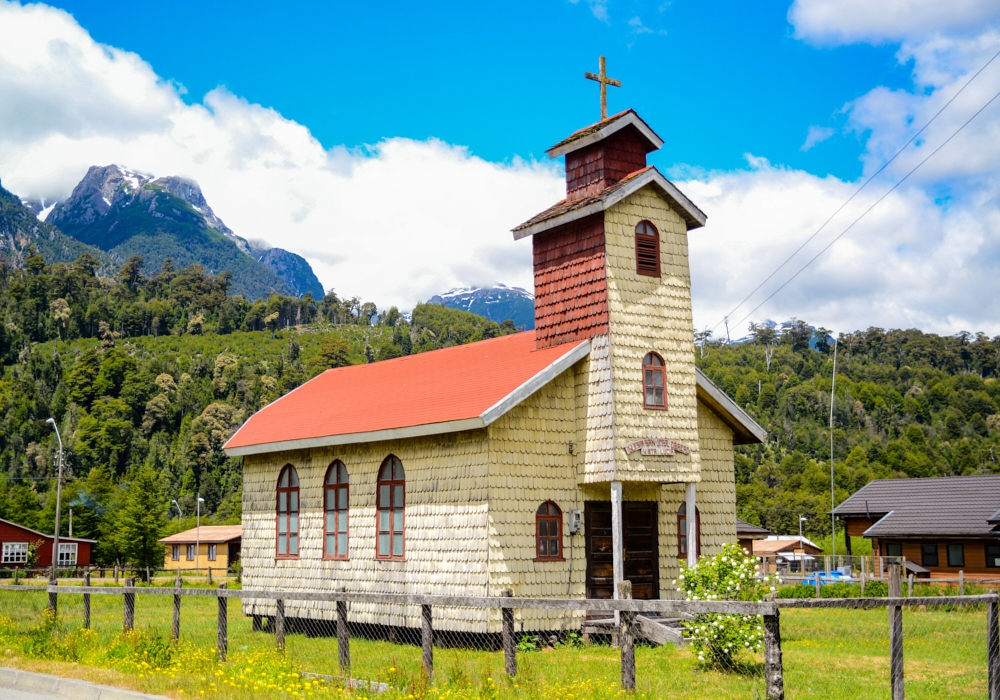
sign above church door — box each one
[624,438,691,456]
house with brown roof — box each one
[224,107,765,632]
[736,519,770,553]
[833,475,1000,577]
[159,525,241,572]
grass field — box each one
[0,588,989,699]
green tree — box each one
[307,337,351,374]
[112,465,166,580]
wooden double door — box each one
[584,501,659,600]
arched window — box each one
[276,465,299,558]
[678,502,701,558]
[536,501,563,561]
[642,352,667,409]
[635,220,660,277]
[377,455,405,560]
[324,460,349,560]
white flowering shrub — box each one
[674,542,779,668]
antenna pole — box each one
[829,336,839,559]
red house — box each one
[0,517,95,569]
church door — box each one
[584,501,659,600]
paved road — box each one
[1,689,63,700]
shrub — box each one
[821,582,861,599]
[777,585,815,599]
[675,542,779,668]
[863,581,888,597]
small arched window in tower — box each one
[377,455,405,560]
[678,502,701,557]
[536,501,564,561]
[276,465,299,558]
[635,220,661,277]
[324,460,349,560]
[642,352,667,409]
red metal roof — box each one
[224,332,589,455]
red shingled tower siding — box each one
[565,127,648,201]
[533,213,610,348]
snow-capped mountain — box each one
[427,284,535,330]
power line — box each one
[712,46,1000,334]
[731,83,1000,331]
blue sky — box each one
[3,0,1000,335]
[49,0,909,180]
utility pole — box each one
[830,336,838,559]
[195,495,204,576]
[46,417,64,614]
[171,500,183,525]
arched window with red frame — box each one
[678,502,701,558]
[635,220,661,277]
[376,455,405,560]
[536,501,563,561]
[643,352,667,409]
[324,460,349,560]
[276,465,299,558]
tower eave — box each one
[546,110,664,159]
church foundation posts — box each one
[764,608,785,700]
[618,581,635,691]
[217,583,228,662]
[987,594,1000,700]
[685,483,697,568]
[611,481,624,626]
[502,589,517,677]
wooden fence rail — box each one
[1,582,997,699]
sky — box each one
[2,0,1000,337]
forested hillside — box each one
[698,321,1000,540]
[0,251,515,567]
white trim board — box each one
[225,340,592,458]
[546,112,664,159]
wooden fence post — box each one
[988,594,1000,700]
[907,573,914,598]
[83,569,91,630]
[888,564,904,700]
[502,589,517,678]
[421,604,433,683]
[208,567,213,586]
[114,564,119,585]
[337,599,350,672]
[123,577,135,633]
[815,573,822,598]
[275,599,285,650]
[619,581,636,692]
[217,583,228,662]
[960,571,965,596]
[172,570,181,640]
[764,608,785,700]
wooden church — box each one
[225,88,765,633]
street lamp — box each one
[195,495,205,576]
[799,516,807,542]
[171,500,183,524]
[798,516,808,574]
[45,417,64,613]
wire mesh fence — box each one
[0,579,996,699]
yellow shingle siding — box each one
[241,431,492,630]
[602,189,701,483]
[696,400,738,550]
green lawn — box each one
[0,589,988,699]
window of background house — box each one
[2,542,28,564]
[536,501,563,561]
[678,502,701,557]
[325,460,350,560]
[987,543,1000,568]
[921,543,938,567]
[885,542,903,558]
[642,352,667,409]
[58,543,77,567]
[186,544,195,561]
[172,545,180,561]
[634,220,660,277]
[947,543,965,567]
[377,456,405,560]
[208,544,217,561]
[277,465,300,558]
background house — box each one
[736,519,770,553]
[0,517,94,569]
[753,535,823,572]
[834,475,1000,578]
[160,525,241,572]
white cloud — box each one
[568,0,610,24]
[789,0,1000,45]
[800,125,835,151]
[0,0,563,311]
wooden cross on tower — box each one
[585,56,621,120]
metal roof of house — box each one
[0,517,96,543]
[159,525,242,545]
[833,475,1000,538]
